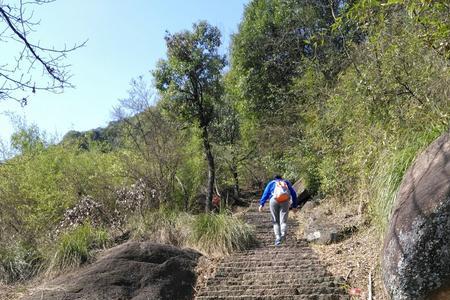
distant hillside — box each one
[61,120,124,150]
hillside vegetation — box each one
[1,0,449,287]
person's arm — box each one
[259,181,273,207]
[286,180,298,208]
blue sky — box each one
[0,0,248,142]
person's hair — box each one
[273,174,283,180]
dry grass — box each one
[295,198,389,299]
[0,282,31,300]
[312,226,387,299]
[129,210,193,246]
[129,210,256,257]
[187,212,255,257]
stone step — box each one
[251,225,298,228]
[252,238,305,243]
[224,253,317,260]
[198,287,346,297]
[252,234,300,239]
[205,281,343,291]
[205,282,343,291]
[216,263,326,273]
[227,253,317,260]
[253,240,306,246]
[215,270,330,278]
[196,294,350,300]
[247,221,299,224]
[253,244,312,249]
[195,200,348,300]
[232,248,314,255]
[205,282,342,291]
[206,276,342,286]
[219,259,322,267]
[217,259,322,268]
[213,271,332,281]
[225,250,315,257]
[246,215,298,219]
[214,269,333,279]
[252,236,297,240]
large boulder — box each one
[383,132,450,299]
[293,179,311,207]
[304,221,341,245]
[293,179,307,195]
[23,242,201,300]
[304,211,342,245]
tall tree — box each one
[229,0,345,123]
[153,21,225,212]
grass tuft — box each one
[187,212,255,256]
[0,243,42,284]
[369,128,443,235]
[129,209,256,257]
[129,209,192,246]
[47,224,108,274]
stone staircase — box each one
[195,201,349,300]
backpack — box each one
[273,180,290,203]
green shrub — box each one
[175,131,206,210]
[0,243,42,284]
[47,224,109,274]
[0,141,124,243]
[187,212,255,256]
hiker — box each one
[259,175,298,246]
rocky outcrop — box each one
[304,219,341,245]
[383,132,450,300]
[302,208,344,245]
[24,242,201,300]
[293,179,311,207]
[301,202,346,245]
[301,200,320,212]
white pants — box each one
[269,198,290,239]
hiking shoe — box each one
[280,235,286,243]
[275,238,281,246]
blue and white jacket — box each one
[259,179,298,208]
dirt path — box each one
[196,201,349,300]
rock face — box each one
[293,179,311,207]
[383,132,450,300]
[24,242,201,300]
[302,200,320,212]
[304,213,341,245]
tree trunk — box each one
[201,125,215,213]
[175,175,189,211]
[230,164,240,199]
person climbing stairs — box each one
[195,200,349,299]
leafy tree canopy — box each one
[229,0,342,121]
[153,21,226,128]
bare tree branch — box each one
[0,1,86,103]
